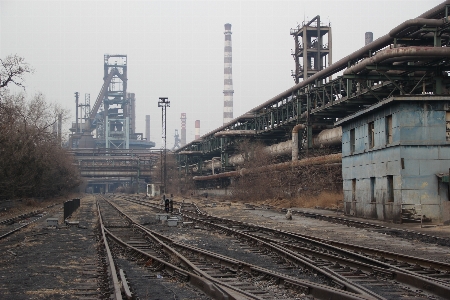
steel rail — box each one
[179,209,450,299]
[103,195,373,300]
[180,210,388,300]
[96,200,123,300]
[116,196,450,298]
[117,196,381,299]
[0,211,47,240]
[99,196,258,300]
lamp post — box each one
[158,97,170,194]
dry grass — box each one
[261,191,343,210]
[0,193,83,219]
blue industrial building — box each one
[336,96,450,223]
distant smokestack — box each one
[128,93,136,134]
[145,115,150,141]
[223,23,234,125]
[195,120,200,140]
[181,113,186,146]
[365,32,373,45]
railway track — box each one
[98,195,372,300]
[117,195,450,299]
[0,210,47,239]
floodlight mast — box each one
[158,97,170,194]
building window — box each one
[387,175,394,202]
[350,128,355,154]
[368,121,375,149]
[370,177,376,202]
[446,112,450,141]
[352,179,356,202]
[386,115,393,144]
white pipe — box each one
[229,127,342,166]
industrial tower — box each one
[180,113,186,146]
[223,23,234,125]
[290,16,332,84]
[103,54,129,149]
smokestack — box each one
[223,23,234,125]
[145,115,150,141]
[195,120,200,140]
[181,113,186,146]
[365,32,373,45]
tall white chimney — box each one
[195,120,200,140]
[223,23,234,125]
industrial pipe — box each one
[312,127,342,148]
[178,151,203,155]
[229,127,342,166]
[176,1,449,151]
[344,47,450,75]
[193,153,342,181]
[389,18,448,38]
[214,130,256,137]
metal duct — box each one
[229,127,342,166]
[214,130,255,137]
[389,18,448,38]
[344,46,450,75]
[176,1,450,150]
[193,153,342,180]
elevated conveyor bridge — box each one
[175,1,450,181]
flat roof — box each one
[334,95,450,126]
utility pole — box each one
[74,92,79,133]
[158,97,170,194]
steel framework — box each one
[176,2,450,180]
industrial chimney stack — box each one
[180,113,186,146]
[195,120,200,140]
[145,115,150,141]
[223,23,234,125]
[365,32,373,45]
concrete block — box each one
[156,214,170,221]
[401,158,420,177]
[394,175,402,189]
[398,110,423,126]
[167,217,178,227]
[343,179,352,191]
[426,110,445,126]
[46,218,58,227]
[399,126,428,144]
[393,189,402,204]
[421,204,441,221]
[426,125,446,143]
[342,166,352,180]
[419,159,450,176]
[386,160,401,176]
[438,146,450,159]
[374,161,387,177]
[401,190,421,204]
[401,175,437,191]
[376,177,387,190]
[401,146,438,160]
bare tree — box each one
[0,91,80,198]
[0,54,33,90]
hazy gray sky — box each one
[0,0,442,148]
